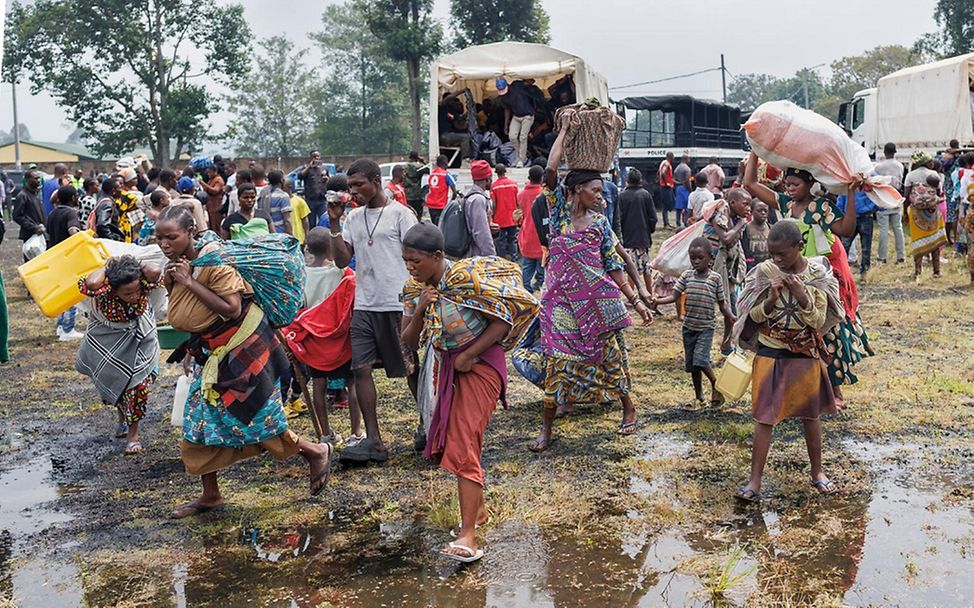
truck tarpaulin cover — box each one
[428,42,609,159]
[744,100,902,210]
[876,52,974,150]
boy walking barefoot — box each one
[731,222,843,503]
[653,238,735,408]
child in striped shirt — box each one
[653,237,736,407]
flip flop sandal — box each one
[123,441,143,455]
[331,400,349,410]
[449,517,491,538]
[439,542,484,563]
[528,435,558,453]
[811,479,838,495]
[310,444,334,497]
[735,487,761,503]
[617,419,638,435]
[115,423,128,438]
[711,393,726,407]
[170,501,224,520]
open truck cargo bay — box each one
[875,52,974,155]
[428,41,610,170]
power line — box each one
[609,67,723,91]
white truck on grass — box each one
[838,52,974,161]
[427,41,610,190]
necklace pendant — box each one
[368,238,374,246]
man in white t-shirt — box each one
[873,142,906,263]
[327,159,418,464]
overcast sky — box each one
[0,0,939,143]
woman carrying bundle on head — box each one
[400,222,539,563]
[530,128,654,452]
[743,151,873,407]
[77,255,161,455]
[154,204,332,519]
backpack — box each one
[439,193,471,258]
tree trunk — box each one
[406,58,422,153]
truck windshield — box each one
[621,108,676,147]
[852,99,865,130]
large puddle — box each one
[3,439,973,607]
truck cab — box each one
[837,87,877,157]
[615,95,745,188]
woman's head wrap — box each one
[784,167,815,183]
[911,149,933,167]
[402,222,444,254]
[563,169,603,191]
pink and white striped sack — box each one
[744,100,903,210]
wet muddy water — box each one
[1,437,972,607]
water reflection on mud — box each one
[4,438,974,607]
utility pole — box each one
[720,54,727,103]
[11,83,22,170]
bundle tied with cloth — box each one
[744,100,903,209]
[554,97,625,173]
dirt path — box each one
[1,235,973,607]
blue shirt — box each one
[835,191,877,217]
[41,177,59,216]
[267,187,291,233]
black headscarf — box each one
[563,169,603,192]
[402,222,444,253]
[784,167,814,183]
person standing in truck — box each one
[497,78,537,168]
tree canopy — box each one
[449,0,551,49]
[310,0,412,155]
[2,0,251,166]
[914,0,974,59]
[227,36,317,158]
[727,45,918,121]
[365,0,444,151]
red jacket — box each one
[282,268,355,372]
[490,176,519,228]
[517,183,544,259]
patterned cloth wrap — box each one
[554,99,626,172]
[732,256,844,355]
[192,231,305,328]
[401,256,540,353]
[542,224,631,363]
[182,303,290,448]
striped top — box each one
[673,269,725,331]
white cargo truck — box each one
[427,41,610,189]
[838,52,974,161]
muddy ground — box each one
[1,232,973,608]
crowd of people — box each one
[8,119,974,563]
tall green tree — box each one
[727,73,784,112]
[450,0,551,49]
[311,0,410,155]
[227,36,316,158]
[2,0,251,166]
[914,0,974,59]
[829,45,918,102]
[365,0,443,152]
